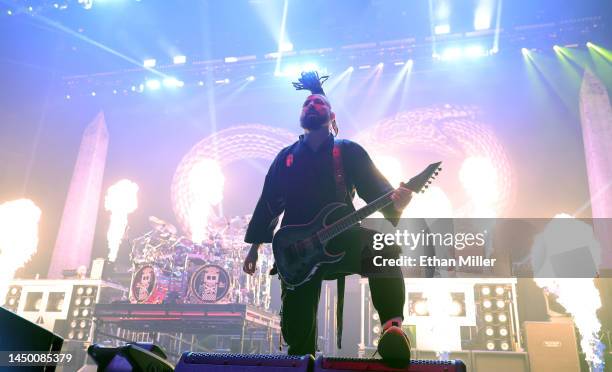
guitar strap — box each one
[332,140,346,349]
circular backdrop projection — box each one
[355,104,514,217]
[171,124,296,237]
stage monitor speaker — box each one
[415,351,471,371]
[314,357,467,372]
[524,321,580,372]
[471,351,529,372]
[0,306,64,371]
[175,352,313,372]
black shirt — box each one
[244,134,400,244]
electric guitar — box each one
[272,161,442,288]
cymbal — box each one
[148,216,178,235]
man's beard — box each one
[300,112,329,130]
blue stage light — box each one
[146,80,161,90]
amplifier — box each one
[524,321,580,372]
[315,357,467,372]
[175,352,313,372]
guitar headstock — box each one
[402,161,442,193]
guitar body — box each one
[272,161,442,288]
[273,202,348,288]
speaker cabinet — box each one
[471,351,529,372]
[524,321,580,372]
[416,351,471,371]
[0,306,63,371]
[175,352,313,372]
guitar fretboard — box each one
[318,190,395,243]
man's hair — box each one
[293,71,338,136]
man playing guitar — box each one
[243,72,413,365]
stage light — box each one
[498,313,507,322]
[77,331,84,340]
[485,327,494,336]
[496,300,505,309]
[441,47,462,61]
[112,89,117,95]
[495,286,505,295]
[486,342,495,350]
[586,42,593,48]
[197,81,204,86]
[372,313,379,321]
[80,320,87,328]
[376,62,384,69]
[10,287,18,295]
[484,313,493,322]
[373,339,379,347]
[75,298,81,306]
[394,61,405,66]
[474,2,492,31]
[91,91,96,97]
[143,59,156,68]
[414,300,429,316]
[68,331,74,339]
[82,309,89,317]
[434,24,450,35]
[83,298,92,306]
[500,342,510,351]
[131,85,137,92]
[280,41,293,52]
[77,287,84,295]
[70,320,77,328]
[465,45,486,58]
[499,327,508,337]
[483,299,492,309]
[373,326,380,334]
[173,55,186,64]
[146,79,161,90]
[163,77,184,88]
[246,75,256,82]
[8,298,15,306]
[481,286,491,295]
[7,10,12,15]
[553,45,561,53]
[348,66,354,72]
[224,57,238,63]
[450,300,464,316]
[358,65,371,70]
[521,48,530,56]
[72,309,79,317]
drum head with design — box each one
[190,264,230,303]
[130,265,157,303]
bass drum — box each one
[188,264,231,303]
[129,265,169,304]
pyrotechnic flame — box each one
[0,199,41,304]
[534,214,606,372]
[188,159,225,243]
[423,280,456,356]
[104,180,138,262]
[459,156,500,217]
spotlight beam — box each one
[274,0,290,77]
[24,8,169,79]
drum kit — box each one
[129,215,273,309]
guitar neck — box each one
[318,190,395,243]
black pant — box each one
[279,227,405,356]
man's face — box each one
[300,94,334,130]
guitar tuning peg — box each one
[434,172,439,176]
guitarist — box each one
[243,72,413,364]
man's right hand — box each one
[243,243,260,275]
